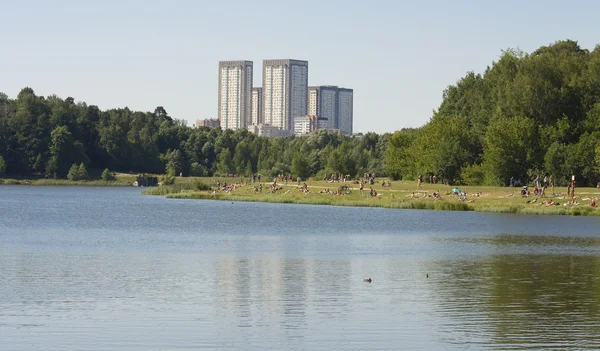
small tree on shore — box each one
[0,156,6,177]
[78,163,89,180]
[161,168,176,185]
[101,168,115,181]
[67,163,88,181]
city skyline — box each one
[216,58,353,136]
[3,1,600,134]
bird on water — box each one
[363,278,372,283]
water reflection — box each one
[439,233,600,248]
[430,239,600,349]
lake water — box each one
[2,186,600,350]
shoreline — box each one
[0,179,132,187]
[152,182,600,217]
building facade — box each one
[307,86,353,135]
[308,86,319,116]
[195,118,220,128]
[248,124,291,138]
[337,88,353,135]
[262,59,308,131]
[293,115,318,136]
[251,87,262,125]
[218,61,253,131]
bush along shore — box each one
[143,177,600,216]
[0,178,132,186]
[0,170,135,186]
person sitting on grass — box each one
[590,199,596,207]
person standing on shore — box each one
[417,175,422,189]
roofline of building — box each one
[219,60,253,67]
[263,59,308,66]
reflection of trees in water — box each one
[431,253,600,348]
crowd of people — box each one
[206,170,599,209]
[214,180,245,194]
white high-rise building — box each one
[218,61,253,130]
[251,87,262,125]
[338,88,353,135]
[308,87,319,116]
[262,59,308,131]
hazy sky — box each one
[2,0,599,133]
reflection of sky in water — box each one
[1,187,600,350]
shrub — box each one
[0,155,6,177]
[101,168,116,181]
[190,162,207,177]
[67,163,89,181]
[461,163,486,186]
[193,180,211,191]
[78,163,89,180]
[161,168,176,185]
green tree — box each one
[67,163,81,180]
[385,129,417,180]
[189,162,207,177]
[47,126,74,178]
[78,163,89,180]
[0,156,6,177]
[161,168,176,185]
[483,117,539,185]
[166,149,184,175]
[101,168,115,181]
[291,154,310,179]
[216,148,233,176]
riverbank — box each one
[0,178,132,186]
[0,172,142,186]
[147,178,600,216]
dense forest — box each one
[0,89,388,179]
[1,40,599,186]
[387,40,600,186]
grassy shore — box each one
[0,173,137,186]
[145,177,600,216]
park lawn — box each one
[159,177,600,216]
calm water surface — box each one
[1,186,600,350]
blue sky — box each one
[2,0,599,133]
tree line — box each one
[386,40,600,186]
[2,40,599,186]
[0,88,388,180]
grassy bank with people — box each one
[145,176,600,216]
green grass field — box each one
[148,177,600,216]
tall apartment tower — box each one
[262,59,308,131]
[251,87,262,125]
[338,88,353,135]
[218,61,253,130]
[308,86,354,135]
[308,86,338,129]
